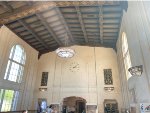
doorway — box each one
[38,98,47,112]
[76,101,85,113]
[62,96,86,113]
[104,99,119,113]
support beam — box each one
[0,1,120,25]
[98,5,104,44]
[0,1,13,12]
[36,13,63,46]
[55,7,75,43]
[75,6,88,43]
[18,19,49,50]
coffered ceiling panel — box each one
[0,1,127,55]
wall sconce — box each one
[128,65,143,76]
[39,88,47,91]
[104,87,114,92]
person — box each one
[37,103,42,113]
[22,110,28,113]
[82,110,85,113]
[47,105,54,113]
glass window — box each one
[0,89,19,112]
[122,32,132,80]
[4,45,26,83]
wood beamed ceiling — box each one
[0,1,128,55]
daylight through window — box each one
[0,89,19,112]
[122,32,132,80]
[4,45,26,83]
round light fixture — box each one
[56,47,75,58]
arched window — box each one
[4,45,26,83]
[122,32,132,80]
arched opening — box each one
[62,96,86,113]
[103,99,119,113]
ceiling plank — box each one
[0,1,13,12]
[36,13,62,46]
[0,1,120,25]
[18,19,49,50]
[75,6,88,43]
[0,2,55,25]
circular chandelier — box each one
[56,47,75,58]
[55,33,75,58]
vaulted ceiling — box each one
[0,1,127,55]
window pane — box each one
[12,45,26,65]
[5,45,26,83]
[4,60,24,83]
[1,90,14,111]
[122,32,132,80]
[0,89,19,112]
[0,89,4,105]
[12,91,19,110]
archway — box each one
[62,96,86,113]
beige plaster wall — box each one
[0,26,38,110]
[35,46,122,113]
[117,1,150,113]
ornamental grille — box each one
[41,72,48,86]
[104,69,113,85]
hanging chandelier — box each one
[56,47,75,58]
[55,34,75,58]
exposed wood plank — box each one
[18,19,49,50]
[0,2,55,25]
[0,1,120,25]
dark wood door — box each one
[76,101,85,113]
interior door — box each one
[76,101,85,113]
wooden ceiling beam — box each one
[0,1,13,12]
[0,1,120,26]
[36,13,62,46]
[18,19,49,50]
[98,4,104,44]
[55,7,75,43]
[75,6,88,43]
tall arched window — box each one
[4,45,26,83]
[122,32,132,80]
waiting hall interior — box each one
[0,1,150,113]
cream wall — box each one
[35,46,122,113]
[117,1,150,113]
[0,26,38,110]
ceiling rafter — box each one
[98,5,104,44]
[0,1,121,25]
[0,1,13,12]
[75,6,88,43]
[55,7,75,43]
[36,13,63,46]
[18,19,49,50]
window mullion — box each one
[11,91,15,111]
[10,46,16,60]
[9,59,24,67]
[6,61,13,80]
